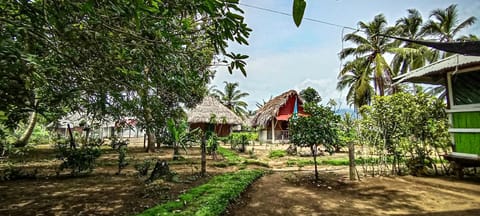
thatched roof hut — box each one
[251,90,304,127]
[186,96,241,136]
[187,96,242,124]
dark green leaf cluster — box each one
[299,87,321,104]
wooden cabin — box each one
[186,96,242,137]
[251,90,307,143]
[395,54,480,175]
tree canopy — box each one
[1,0,251,150]
[299,87,321,104]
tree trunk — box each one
[348,142,356,180]
[146,131,155,153]
[173,142,180,160]
[15,111,37,147]
[144,107,156,153]
[201,134,207,176]
[312,144,318,181]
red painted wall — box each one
[277,95,305,116]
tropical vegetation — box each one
[337,4,478,109]
[211,81,250,119]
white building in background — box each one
[55,113,144,139]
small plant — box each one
[268,149,287,158]
[207,133,219,160]
[134,159,154,177]
[54,141,102,176]
[229,132,257,152]
[248,149,257,159]
[116,145,128,175]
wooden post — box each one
[348,141,356,180]
[271,119,275,144]
[201,126,208,176]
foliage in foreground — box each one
[137,170,264,216]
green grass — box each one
[137,169,264,216]
[268,150,287,159]
[216,147,269,168]
[244,159,270,168]
[217,147,243,165]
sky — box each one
[210,0,480,111]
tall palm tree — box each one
[422,4,477,42]
[392,9,435,76]
[421,4,477,98]
[212,81,249,119]
[340,14,398,96]
[337,58,374,110]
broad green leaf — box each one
[292,0,306,27]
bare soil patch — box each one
[226,169,480,216]
[0,146,238,216]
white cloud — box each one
[210,0,479,112]
[211,46,348,110]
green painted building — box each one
[396,54,480,161]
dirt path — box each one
[225,169,480,216]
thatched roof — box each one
[251,90,299,127]
[186,96,242,125]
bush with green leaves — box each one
[289,102,340,180]
[137,170,264,216]
[357,92,450,176]
[229,132,257,152]
[54,142,102,176]
[134,159,154,177]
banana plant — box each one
[166,119,199,160]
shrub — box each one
[54,142,102,176]
[134,159,154,176]
[116,145,128,175]
[268,150,287,158]
[137,170,264,216]
[229,132,257,152]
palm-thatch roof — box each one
[251,90,299,127]
[186,96,242,125]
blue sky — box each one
[210,0,480,111]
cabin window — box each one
[452,71,480,105]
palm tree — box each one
[392,9,435,76]
[457,34,479,41]
[421,4,477,98]
[339,14,398,96]
[337,58,374,110]
[212,81,249,119]
[422,4,477,42]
